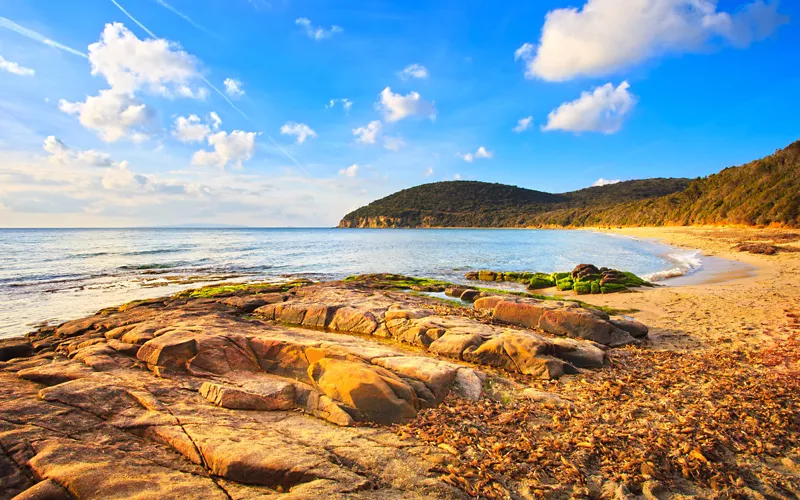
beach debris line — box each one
[465,263,653,294]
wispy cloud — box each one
[152,0,215,37]
[0,16,88,58]
[295,18,343,40]
[0,55,35,76]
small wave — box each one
[121,248,187,256]
[119,263,180,270]
[69,251,113,258]
[644,250,703,282]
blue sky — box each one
[0,0,797,227]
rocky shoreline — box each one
[0,269,797,499]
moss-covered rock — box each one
[573,281,592,295]
[551,272,571,282]
[590,281,601,295]
[527,273,555,290]
[601,283,628,294]
[556,278,574,291]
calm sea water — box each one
[0,228,703,339]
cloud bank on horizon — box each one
[0,0,795,227]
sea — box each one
[0,228,714,339]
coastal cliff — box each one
[339,140,800,229]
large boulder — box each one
[308,358,419,424]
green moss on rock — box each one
[590,281,601,294]
[601,283,628,294]
[573,281,592,295]
[556,278,574,291]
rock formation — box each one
[0,275,648,499]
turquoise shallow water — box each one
[0,228,705,338]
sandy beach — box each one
[583,227,800,352]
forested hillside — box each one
[338,141,799,228]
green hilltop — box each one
[338,140,800,228]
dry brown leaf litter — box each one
[397,334,800,498]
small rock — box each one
[453,368,482,401]
[642,480,666,500]
[459,289,482,302]
[520,388,574,408]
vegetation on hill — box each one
[338,141,800,228]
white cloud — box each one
[87,22,201,96]
[352,120,382,145]
[280,122,317,144]
[543,81,636,134]
[0,55,34,76]
[454,173,462,180]
[399,63,428,80]
[513,116,533,133]
[59,90,152,143]
[338,164,359,177]
[475,146,492,159]
[59,23,207,142]
[177,85,208,99]
[102,162,157,191]
[425,167,434,177]
[383,135,406,152]
[460,146,493,162]
[224,78,244,97]
[593,178,622,186]
[295,17,343,40]
[514,43,535,63]
[326,98,352,111]
[521,0,788,81]
[192,130,257,169]
[209,112,222,130]
[172,114,211,143]
[377,87,437,123]
[43,136,114,167]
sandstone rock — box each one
[248,338,311,381]
[328,307,379,334]
[493,300,546,329]
[473,295,504,311]
[28,439,227,499]
[38,377,142,419]
[464,333,567,379]
[453,368,483,401]
[538,309,636,346]
[445,287,469,298]
[477,270,498,281]
[459,289,483,302]
[609,318,649,338]
[548,337,606,368]
[428,333,484,360]
[572,263,601,281]
[186,334,260,376]
[11,478,71,500]
[184,424,367,489]
[17,360,94,386]
[0,338,33,362]
[521,388,575,408]
[200,378,295,411]
[136,331,199,371]
[308,358,419,424]
[371,356,458,403]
